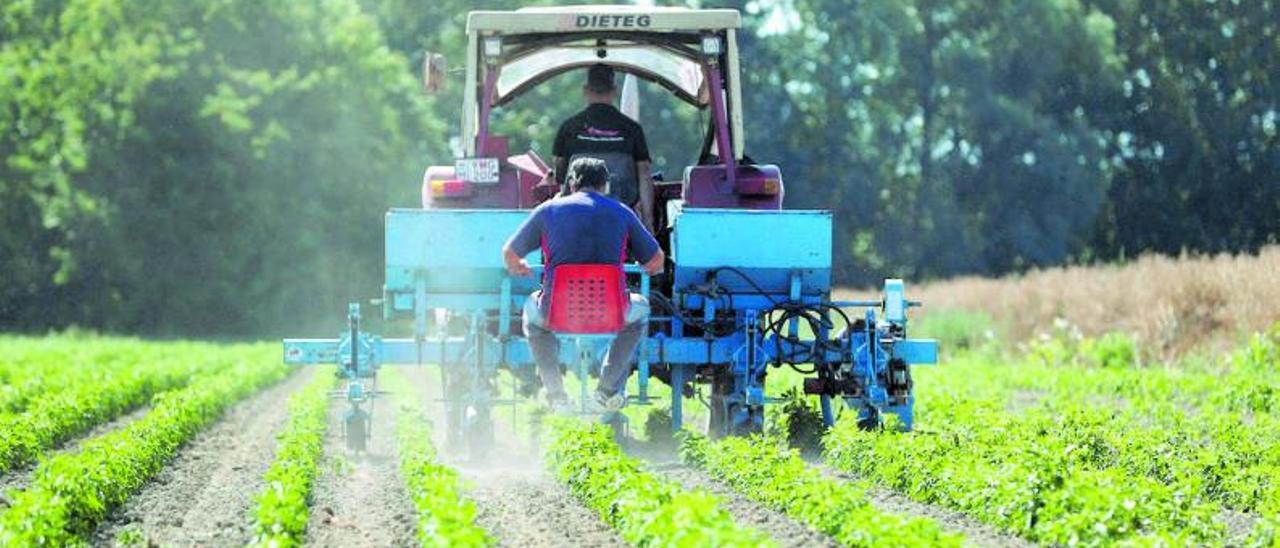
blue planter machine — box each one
[284,206,938,455]
[282,7,938,456]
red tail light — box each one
[429,179,472,197]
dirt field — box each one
[92,369,315,546]
[415,368,625,548]
[305,375,417,547]
[5,360,1152,547]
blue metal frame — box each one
[285,207,939,453]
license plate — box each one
[455,158,500,184]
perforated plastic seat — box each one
[546,264,627,334]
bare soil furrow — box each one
[90,368,313,547]
[459,463,627,548]
[820,467,1033,548]
[304,375,417,547]
[417,367,623,548]
[860,486,1033,547]
[649,461,840,548]
[1222,509,1259,546]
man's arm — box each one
[503,246,532,277]
[502,208,544,277]
[641,248,665,276]
[624,207,663,276]
[553,155,568,188]
[636,160,655,233]
[632,122,655,232]
[552,118,570,188]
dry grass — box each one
[846,246,1280,359]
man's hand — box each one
[642,250,666,276]
[637,161,656,233]
[503,247,533,277]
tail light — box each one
[429,178,473,198]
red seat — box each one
[546,264,627,334]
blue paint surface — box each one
[672,208,832,295]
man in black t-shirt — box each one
[552,64,655,231]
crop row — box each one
[250,366,334,547]
[0,338,189,414]
[0,345,289,545]
[680,432,961,547]
[544,416,772,547]
[0,352,228,474]
[384,368,490,547]
[824,397,1227,545]
[914,339,1280,517]
[892,325,1280,544]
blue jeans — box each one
[522,291,649,402]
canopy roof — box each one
[468,6,740,34]
[494,42,707,107]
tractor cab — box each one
[422,6,784,218]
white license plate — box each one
[455,158,500,184]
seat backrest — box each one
[546,264,627,334]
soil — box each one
[454,456,626,548]
[0,404,153,502]
[648,461,839,548]
[304,375,417,547]
[1221,509,1259,546]
[91,368,314,547]
[416,367,625,548]
[817,467,1034,548]
[861,486,1033,547]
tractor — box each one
[283,6,938,458]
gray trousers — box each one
[522,291,649,402]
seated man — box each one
[503,158,665,414]
[552,64,656,231]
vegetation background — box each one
[1,0,1275,337]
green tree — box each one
[732,0,1122,280]
[2,0,442,336]
[1084,0,1279,257]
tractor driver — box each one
[552,64,656,232]
[503,158,665,414]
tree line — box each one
[1,0,1275,337]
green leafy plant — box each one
[544,416,773,547]
[0,345,288,545]
[250,366,334,547]
[642,405,675,448]
[764,387,826,457]
[822,395,1227,545]
[1079,331,1139,368]
[681,431,961,547]
[382,368,490,547]
[0,347,224,474]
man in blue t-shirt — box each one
[503,158,665,414]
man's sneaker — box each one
[548,398,575,416]
[593,390,626,412]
